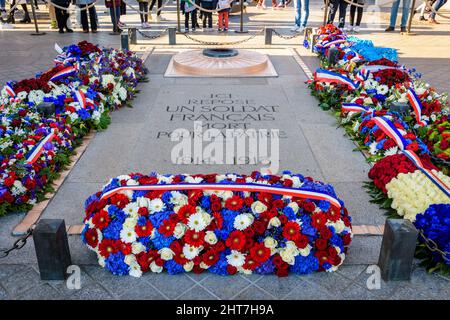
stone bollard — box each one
[378,219,418,281]
[129,27,137,45]
[265,28,272,45]
[121,31,129,51]
[169,27,177,45]
[33,219,72,280]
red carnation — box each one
[249,243,271,263]
[84,228,99,248]
[135,220,153,237]
[177,204,196,224]
[225,195,244,211]
[225,230,246,251]
[315,238,328,251]
[92,210,110,230]
[98,239,120,257]
[294,235,309,249]
[311,212,327,229]
[201,249,220,266]
[184,229,205,247]
[243,256,260,270]
[227,265,237,275]
[283,221,301,241]
[158,219,175,237]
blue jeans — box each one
[294,0,309,27]
[389,0,411,27]
[430,0,447,19]
[0,0,5,9]
[109,6,121,30]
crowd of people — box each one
[0,0,447,33]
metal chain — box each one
[0,227,34,259]
[46,0,97,12]
[122,0,170,15]
[272,29,303,40]
[137,28,168,39]
[419,230,450,262]
[182,29,264,46]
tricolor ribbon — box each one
[99,183,343,209]
[406,88,427,126]
[371,116,409,150]
[3,83,15,98]
[71,87,87,109]
[355,69,370,83]
[341,103,374,115]
[25,129,56,164]
[95,55,102,64]
[315,69,359,90]
[359,65,404,73]
[323,39,346,48]
[402,150,450,198]
[372,117,450,197]
[49,65,78,82]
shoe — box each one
[185,27,189,32]
[400,26,407,32]
[19,14,31,24]
[262,3,267,8]
[277,3,284,8]
[224,28,228,32]
[290,25,300,32]
[419,15,426,21]
[208,27,213,32]
[141,22,150,28]
[92,29,97,33]
[156,16,167,22]
[59,29,64,33]
[192,28,196,32]
[428,18,439,24]
[256,4,262,9]
[344,25,353,32]
[353,26,360,33]
[83,29,89,33]
[0,22,14,30]
[218,28,222,32]
[66,28,74,33]
[385,26,395,32]
[297,26,305,33]
[117,21,126,28]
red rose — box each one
[227,265,237,275]
[315,238,328,251]
[294,235,309,249]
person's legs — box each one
[337,0,348,27]
[349,0,356,25]
[184,11,189,29]
[389,0,400,27]
[191,9,197,29]
[139,2,145,22]
[208,12,212,28]
[157,0,162,16]
[80,4,89,30]
[429,0,444,19]
[327,0,339,24]
[294,0,301,26]
[89,5,97,30]
[218,11,223,29]
[223,11,228,29]
[20,3,30,22]
[356,4,363,25]
[110,6,121,30]
[400,0,411,27]
[301,0,309,27]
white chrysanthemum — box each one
[384,146,399,157]
[187,212,207,231]
[123,202,140,217]
[377,84,389,95]
[120,228,137,243]
[183,244,201,260]
[123,217,138,229]
[226,250,246,267]
[149,198,165,213]
[185,176,203,184]
[369,141,379,155]
[234,213,253,231]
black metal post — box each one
[30,1,46,36]
[33,219,72,280]
[378,219,418,281]
[264,27,272,45]
[235,0,248,33]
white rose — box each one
[251,201,267,214]
[264,236,278,249]
[183,261,194,272]
[150,262,163,273]
[173,223,187,239]
[205,231,218,245]
[268,217,281,228]
[158,248,175,261]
